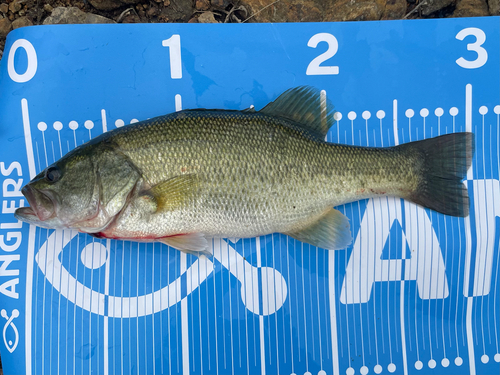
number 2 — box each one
[306,33,339,76]
[456,27,488,69]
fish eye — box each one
[45,166,61,183]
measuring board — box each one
[0,17,499,375]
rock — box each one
[287,1,323,21]
[487,0,500,13]
[0,3,9,14]
[160,0,192,21]
[44,3,54,13]
[87,0,122,11]
[420,0,454,15]
[324,0,386,21]
[146,5,159,16]
[196,0,211,11]
[382,0,407,18]
[12,16,32,29]
[242,0,323,22]
[119,0,146,5]
[452,0,490,15]
[0,17,12,37]
[88,0,142,11]
[211,0,227,7]
[198,11,217,22]
[9,1,22,13]
[43,7,115,24]
[121,13,140,22]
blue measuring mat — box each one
[0,17,499,375]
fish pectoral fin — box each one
[141,174,199,212]
[284,208,352,250]
[158,233,212,257]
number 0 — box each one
[306,33,339,76]
[162,35,182,79]
[456,28,488,69]
[8,39,37,83]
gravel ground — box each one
[0,0,251,58]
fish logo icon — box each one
[1,309,19,353]
[34,229,288,317]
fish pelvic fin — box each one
[158,233,212,257]
[284,208,352,250]
[401,132,474,217]
[259,86,335,141]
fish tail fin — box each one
[402,132,474,217]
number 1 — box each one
[162,35,182,79]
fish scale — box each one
[114,112,334,234]
[108,111,431,236]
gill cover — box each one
[78,145,142,231]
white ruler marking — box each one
[329,253,340,375]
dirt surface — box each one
[0,0,252,58]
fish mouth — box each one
[14,206,38,219]
[17,185,56,221]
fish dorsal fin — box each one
[284,207,352,250]
[140,174,199,213]
[259,86,335,141]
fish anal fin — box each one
[141,174,198,212]
[284,208,351,250]
[158,233,212,257]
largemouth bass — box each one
[15,87,474,253]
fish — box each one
[14,86,474,254]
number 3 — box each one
[456,27,488,69]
